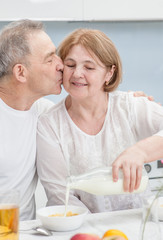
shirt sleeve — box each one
[130,95,163,139]
[36,114,89,209]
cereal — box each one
[49,211,78,217]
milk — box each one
[64,184,70,217]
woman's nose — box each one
[73,67,83,78]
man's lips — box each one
[58,78,63,83]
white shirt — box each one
[37,91,163,212]
[0,97,53,220]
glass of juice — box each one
[0,190,19,240]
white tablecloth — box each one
[19,208,162,240]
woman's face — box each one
[63,44,112,100]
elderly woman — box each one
[37,29,163,212]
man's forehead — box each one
[29,31,56,55]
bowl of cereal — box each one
[36,205,88,231]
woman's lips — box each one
[72,82,87,86]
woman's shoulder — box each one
[108,91,137,116]
[109,90,133,102]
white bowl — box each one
[36,205,88,231]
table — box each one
[19,208,162,240]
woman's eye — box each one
[66,65,75,68]
[85,66,94,70]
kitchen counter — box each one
[19,208,162,240]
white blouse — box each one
[37,91,163,212]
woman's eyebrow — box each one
[64,59,95,64]
[84,60,95,64]
[64,58,74,62]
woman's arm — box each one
[112,135,163,192]
[112,96,163,192]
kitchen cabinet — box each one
[83,0,163,21]
[0,0,163,21]
[0,0,83,21]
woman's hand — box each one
[112,145,147,192]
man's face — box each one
[26,31,63,97]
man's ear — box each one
[12,64,28,83]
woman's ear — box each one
[12,64,27,83]
[105,65,116,85]
[108,65,116,79]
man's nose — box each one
[56,56,64,71]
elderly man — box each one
[0,19,63,220]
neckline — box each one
[63,93,111,137]
[0,98,36,115]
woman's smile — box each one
[72,81,88,87]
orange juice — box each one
[0,205,19,240]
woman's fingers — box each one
[113,164,142,192]
[112,165,119,182]
[129,167,136,192]
[135,166,142,189]
[122,167,130,192]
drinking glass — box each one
[0,190,19,240]
[139,192,161,240]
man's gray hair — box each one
[0,19,44,79]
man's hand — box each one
[133,91,161,105]
[133,91,154,101]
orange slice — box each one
[102,229,128,240]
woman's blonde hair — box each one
[58,28,122,92]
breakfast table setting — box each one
[1,169,163,240]
[19,208,163,240]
